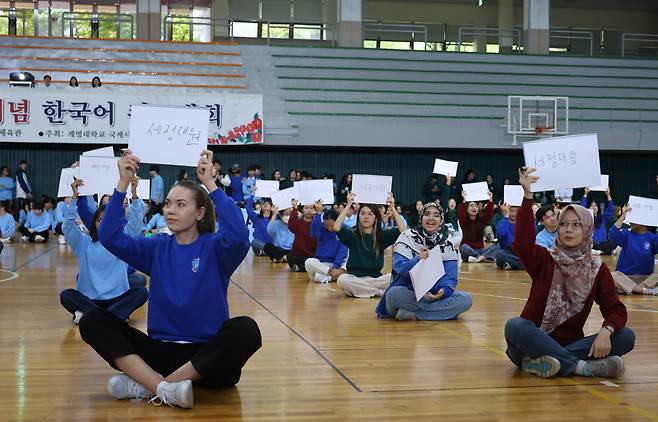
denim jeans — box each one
[504,317,635,376]
[60,287,148,321]
[460,244,500,261]
[495,249,524,270]
[385,286,473,320]
[251,239,266,256]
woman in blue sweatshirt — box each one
[264,206,294,262]
[79,149,261,409]
[245,187,274,256]
[0,200,15,242]
[609,204,658,295]
[59,179,148,325]
[304,204,348,283]
[376,202,472,320]
[18,200,53,242]
[581,188,616,255]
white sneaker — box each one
[313,273,332,283]
[150,380,193,409]
[612,246,621,255]
[58,234,66,245]
[467,256,478,263]
[72,310,83,325]
[644,287,658,296]
[20,235,30,242]
[591,249,602,255]
[34,235,45,243]
[1,237,11,243]
[107,374,153,400]
[521,356,561,378]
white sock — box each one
[574,360,588,375]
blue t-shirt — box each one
[610,225,658,276]
[535,228,558,250]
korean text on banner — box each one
[433,159,459,178]
[128,105,209,167]
[298,179,335,205]
[78,155,119,197]
[462,182,490,202]
[351,174,392,205]
[409,246,446,302]
[504,185,525,207]
[523,133,601,192]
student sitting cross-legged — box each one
[286,198,318,272]
[245,186,274,256]
[305,201,348,283]
[78,149,262,409]
[609,204,658,295]
[333,192,406,298]
[376,201,472,321]
[504,167,634,379]
[18,200,53,243]
[264,205,294,263]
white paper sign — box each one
[409,246,446,302]
[271,185,300,210]
[626,196,658,227]
[433,159,459,177]
[128,104,210,167]
[523,133,601,192]
[56,167,80,198]
[82,146,114,157]
[351,174,392,205]
[136,179,150,199]
[255,180,280,198]
[78,155,119,197]
[504,185,525,207]
[589,175,609,192]
[462,182,490,202]
[298,179,335,205]
[555,188,574,203]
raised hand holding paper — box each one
[255,180,280,198]
[409,246,446,302]
[78,155,120,197]
[298,179,334,205]
[462,182,490,202]
[57,167,80,198]
[271,185,300,210]
[351,174,392,205]
[589,175,609,192]
[433,159,458,177]
[504,185,525,206]
[626,196,658,227]
[128,104,209,167]
[522,133,601,192]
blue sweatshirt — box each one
[145,214,167,231]
[46,209,56,229]
[64,203,132,300]
[150,174,164,203]
[376,253,458,318]
[0,176,15,201]
[266,219,294,251]
[25,211,53,232]
[310,213,348,268]
[19,209,27,226]
[229,174,243,203]
[0,213,15,239]
[245,197,274,244]
[99,188,249,343]
[343,214,357,228]
[535,228,558,250]
[242,177,257,201]
[609,225,658,276]
[55,201,67,224]
[496,218,516,250]
[581,198,614,243]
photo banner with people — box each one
[0,89,263,145]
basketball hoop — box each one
[534,126,546,136]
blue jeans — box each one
[504,317,635,376]
[495,249,524,270]
[460,244,500,261]
[60,287,149,321]
[385,286,473,320]
[251,239,266,256]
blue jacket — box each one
[0,213,15,239]
[245,196,273,244]
[229,175,243,203]
[376,253,458,318]
[495,218,516,250]
[610,225,658,276]
[310,213,347,268]
[0,176,15,201]
[99,188,249,343]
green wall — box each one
[1,143,655,206]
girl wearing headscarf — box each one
[504,168,634,379]
[376,202,472,320]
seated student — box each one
[609,204,658,295]
[287,199,318,272]
[376,202,472,321]
[19,200,53,243]
[0,200,15,243]
[495,203,523,270]
[18,199,31,227]
[504,168,634,379]
[340,202,358,228]
[59,179,149,325]
[305,203,348,283]
[245,187,273,256]
[580,188,616,255]
[458,190,498,263]
[43,196,56,231]
[409,200,423,228]
[144,203,169,234]
[264,206,294,263]
[241,165,258,202]
[333,192,406,298]
[79,149,261,409]
[535,204,558,250]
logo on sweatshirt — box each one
[192,257,200,273]
[645,242,651,251]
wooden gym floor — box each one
[2,242,658,421]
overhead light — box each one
[9,71,35,88]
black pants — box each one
[79,308,262,389]
[18,226,49,242]
[54,222,64,236]
[593,240,616,255]
[287,254,311,271]
[263,243,290,261]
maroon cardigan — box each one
[458,201,494,249]
[513,197,627,346]
[288,208,318,257]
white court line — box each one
[0,269,20,282]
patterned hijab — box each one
[394,202,460,261]
[541,204,602,334]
